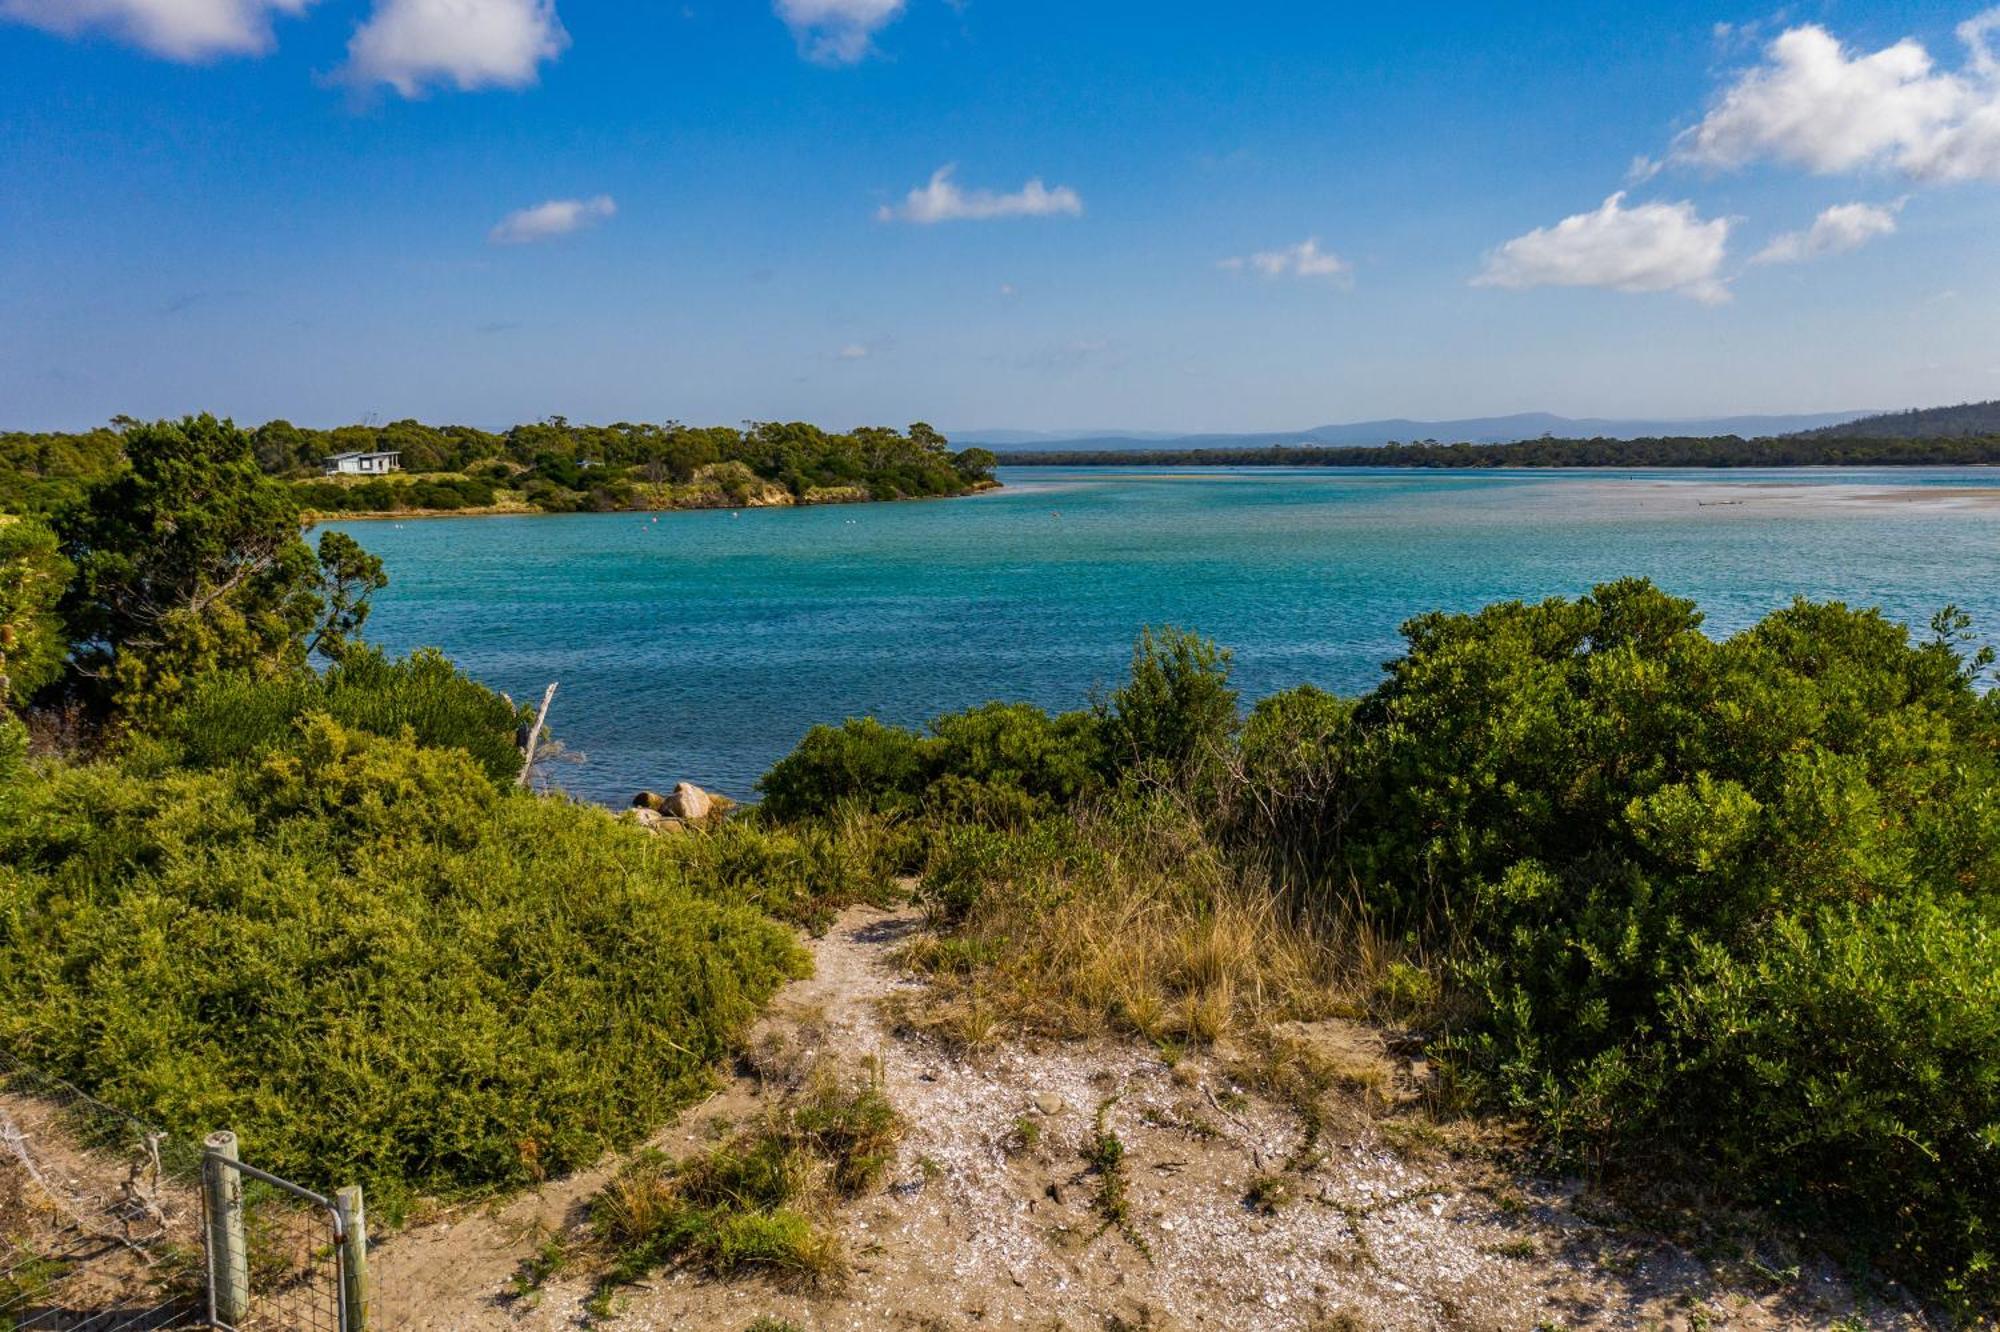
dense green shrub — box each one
[1231,684,1357,877]
[1666,895,1998,1309]
[162,646,527,785]
[1309,579,2000,1310]
[757,704,1106,828]
[1098,626,1237,782]
[0,717,807,1209]
[756,717,929,821]
[0,712,24,785]
[928,702,1105,807]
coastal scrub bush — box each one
[928,701,1105,814]
[1336,579,2000,1309]
[1230,684,1358,880]
[1099,626,1237,784]
[1665,895,1999,1310]
[756,717,928,820]
[161,646,527,785]
[756,703,1105,827]
[0,717,806,1209]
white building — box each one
[322,450,401,476]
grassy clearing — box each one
[892,796,1410,1055]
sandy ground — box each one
[0,1091,204,1329]
[366,908,1938,1332]
[1551,480,2000,514]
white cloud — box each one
[0,0,312,60]
[1753,200,1903,264]
[998,283,1018,297]
[877,166,1084,224]
[1221,237,1352,284]
[344,0,567,97]
[1474,193,1734,304]
[1673,12,2000,182]
[489,194,614,244]
[1625,154,1664,184]
[836,343,869,360]
[775,0,903,64]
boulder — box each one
[627,807,684,834]
[631,783,733,823]
[664,782,715,821]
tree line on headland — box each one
[1007,430,2000,468]
[0,415,999,516]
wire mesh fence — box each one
[0,1050,205,1331]
[201,1148,346,1332]
[1,1053,356,1332]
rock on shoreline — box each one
[628,782,734,832]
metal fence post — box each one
[337,1185,369,1332]
[203,1131,249,1326]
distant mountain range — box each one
[954,410,1879,452]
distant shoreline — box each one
[1000,435,2000,470]
[307,478,1001,522]
[994,460,2000,471]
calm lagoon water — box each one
[327,466,2000,804]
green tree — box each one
[0,518,70,710]
[55,415,384,716]
[251,418,311,475]
[309,530,388,661]
[952,447,998,483]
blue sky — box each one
[3,0,1998,433]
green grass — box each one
[573,1058,901,1297]
[0,1249,69,1332]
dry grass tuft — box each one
[548,1056,901,1302]
[897,800,1386,1055]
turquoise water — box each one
[327,466,2000,804]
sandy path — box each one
[369,907,1935,1331]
